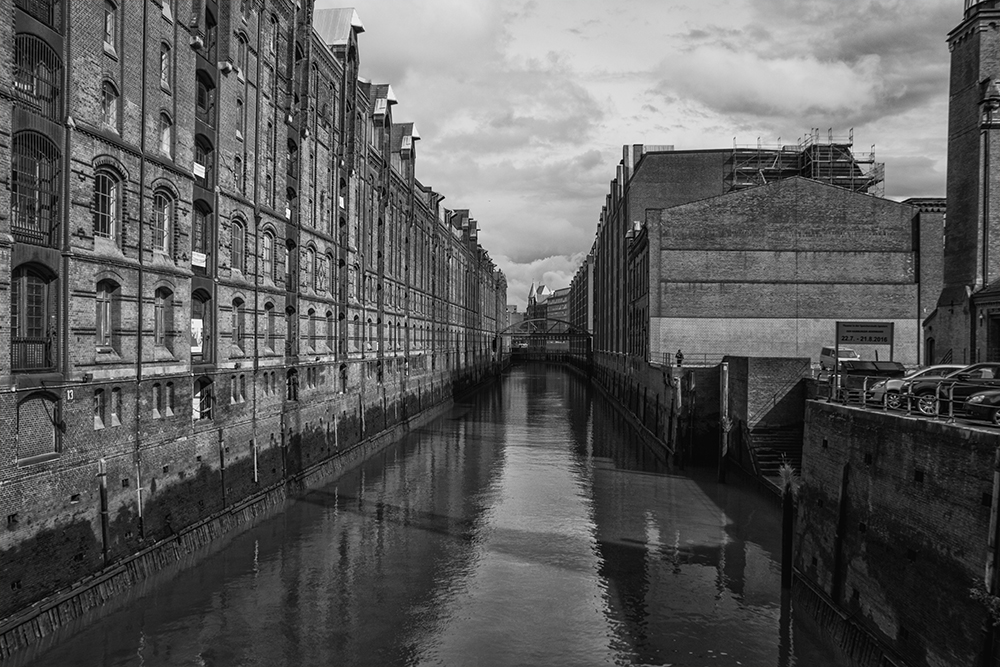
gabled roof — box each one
[313,8,365,48]
[390,122,421,153]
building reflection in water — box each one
[22,365,845,667]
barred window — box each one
[11,265,57,371]
[11,132,60,247]
[14,34,62,120]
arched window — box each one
[159,113,173,156]
[152,189,172,254]
[95,279,120,350]
[191,290,211,361]
[233,155,244,193]
[232,298,246,351]
[326,311,335,351]
[307,308,316,350]
[264,302,275,351]
[231,218,245,272]
[14,34,62,120]
[305,246,315,291]
[101,80,119,129]
[93,168,121,240]
[262,230,275,281]
[236,33,248,75]
[154,286,173,347]
[159,42,172,91]
[11,265,57,370]
[326,252,335,295]
[11,131,60,246]
[269,15,279,56]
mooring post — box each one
[718,362,729,483]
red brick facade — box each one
[0,0,507,626]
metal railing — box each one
[12,336,55,371]
[816,375,999,426]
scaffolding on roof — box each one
[728,128,884,198]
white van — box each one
[820,346,860,370]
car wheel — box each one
[885,392,903,410]
[916,393,939,416]
[992,409,1000,427]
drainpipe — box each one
[132,0,150,539]
[98,458,109,566]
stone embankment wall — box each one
[797,401,995,667]
[0,360,501,661]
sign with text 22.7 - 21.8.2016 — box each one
[836,321,894,346]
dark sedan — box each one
[906,362,1000,416]
[965,390,1000,426]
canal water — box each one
[23,365,847,667]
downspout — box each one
[251,0,264,483]
[134,0,150,538]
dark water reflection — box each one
[24,365,846,667]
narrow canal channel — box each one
[22,365,847,667]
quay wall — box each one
[0,360,502,661]
[797,401,995,667]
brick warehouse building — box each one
[571,136,942,368]
[0,0,507,626]
[925,0,1000,366]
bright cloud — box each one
[317,0,957,311]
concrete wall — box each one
[649,177,922,365]
[797,402,995,667]
[652,317,920,366]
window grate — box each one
[14,34,62,120]
[11,132,61,247]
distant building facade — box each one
[573,136,939,367]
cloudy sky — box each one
[316,0,955,310]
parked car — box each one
[907,363,1000,416]
[866,364,965,409]
[964,389,1000,426]
[820,346,860,370]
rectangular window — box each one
[96,285,112,347]
[94,389,106,429]
[104,1,118,56]
[111,387,122,426]
[152,383,162,418]
[165,381,175,416]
